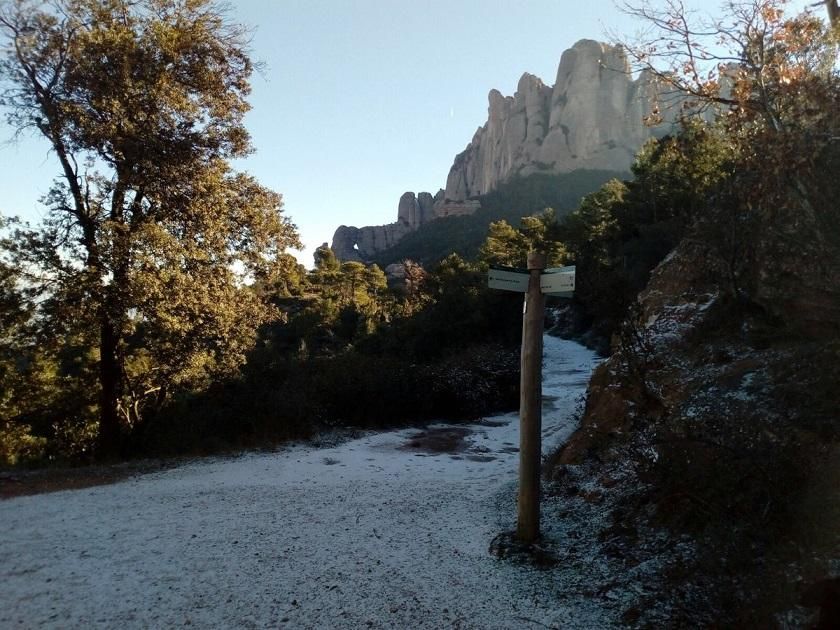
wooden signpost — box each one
[487,257,576,543]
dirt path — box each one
[0,336,608,629]
[0,460,184,500]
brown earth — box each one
[0,459,180,500]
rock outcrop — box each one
[397,191,437,229]
[444,40,673,202]
[330,222,413,263]
[331,39,677,262]
[332,190,455,262]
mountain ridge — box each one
[331,39,676,263]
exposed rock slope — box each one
[552,231,840,625]
[331,39,674,262]
[445,40,670,202]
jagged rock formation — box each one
[444,40,672,202]
[332,189,462,262]
[397,192,435,229]
[331,39,674,262]
[330,222,412,263]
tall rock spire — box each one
[331,39,680,263]
[443,39,674,203]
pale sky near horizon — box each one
[0,0,814,267]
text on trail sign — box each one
[487,265,576,295]
[540,270,575,294]
[488,267,530,292]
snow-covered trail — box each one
[1,337,603,629]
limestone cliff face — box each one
[331,39,674,262]
[397,191,436,229]
[444,40,670,202]
[330,221,413,263]
[331,190,454,262]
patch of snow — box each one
[660,248,679,266]
[0,337,613,629]
[644,292,719,348]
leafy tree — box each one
[560,178,626,268]
[479,209,566,268]
[332,261,388,340]
[480,220,527,267]
[313,242,340,274]
[339,261,367,303]
[0,0,299,456]
[613,0,840,348]
[621,0,840,245]
[555,122,733,344]
[0,225,41,463]
[253,253,307,301]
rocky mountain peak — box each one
[443,39,670,203]
[331,39,677,263]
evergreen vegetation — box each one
[372,170,625,267]
[0,0,299,459]
[556,121,733,348]
[544,2,840,624]
[1,0,837,530]
[0,1,741,467]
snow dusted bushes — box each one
[133,343,519,456]
[552,263,840,625]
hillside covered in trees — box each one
[371,169,626,267]
[1,0,840,625]
[544,1,840,625]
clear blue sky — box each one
[0,0,813,267]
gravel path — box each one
[1,336,604,629]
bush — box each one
[132,343,520,458]
[0,421,47,467]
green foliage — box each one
[480,209,567,268]
[313,243,340,273]
[555,4,840,623]
[136,343,520,456]
[357,254,522,360]
[0,0,300,457]
[0,421,46,466]
[131,248,526,457]
[556,122,733,344]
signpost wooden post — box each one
[517,252,546,543]
[487,258,575,544]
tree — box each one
[620,0,840,236]
[0,0,299,456]
[618,0,840,334]
[479,209,566,268]
[480,220,527,267]
[313,243,340,274]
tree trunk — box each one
[97,312,122,458]
[826,1,839,28]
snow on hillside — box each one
[1,336,606,629]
